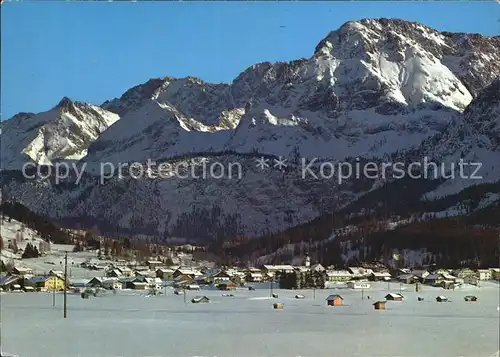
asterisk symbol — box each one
[255,157,270,170]
[273,156,288,170]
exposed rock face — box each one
[1,18,499,240]
[1,98,119,169]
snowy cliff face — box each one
[2,18,500,239]
[315,19,500,98]
[1,98,119,170]
[463,78,500,149]
[420,78,500,199]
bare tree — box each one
[39,240,51,254]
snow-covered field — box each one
[2,282,499,357]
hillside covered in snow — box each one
[1,18,499,251]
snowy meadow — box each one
[1,283,499,357]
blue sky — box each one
[1,1,499,119]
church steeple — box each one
[305,254,311,268]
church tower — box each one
[305,254,311,268]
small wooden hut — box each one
[273,302,284,309]
[326,294,343,306]
[385,293,404,301]
[373,301,386,310]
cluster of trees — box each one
[22,243,40,259]
[279,271,325,290]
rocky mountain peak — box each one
[54,96,90,120]
[102,77,167,116]
[56,96,74,109]
[1,96,120,169]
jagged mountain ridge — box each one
[1,97,119,169]
[84,18,500,167]
[1,18,499,241]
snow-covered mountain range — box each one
[1,18,499,241]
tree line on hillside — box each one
[222,211,499,269]
[72,230,209,265]
[0,200,71,244]
[221,179,500,267]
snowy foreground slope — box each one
[1,283,499,357]
[1,18,500,239]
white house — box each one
[325,270,352,282]
[246,272,263,282]
[262,265,295,275]
[347,267,373,279]
[145,277,163,290]
[477,269,492,281]
[370,272,392,281]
